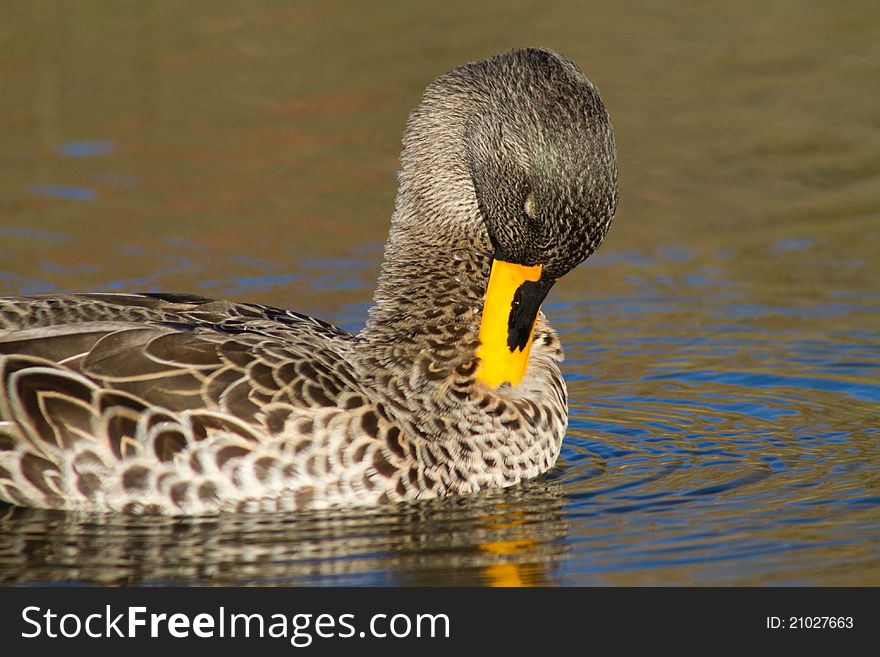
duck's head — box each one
[395,48,618,388]
[463,48,617,278]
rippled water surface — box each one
[1,1,878,585]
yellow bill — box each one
[476,259,552,388]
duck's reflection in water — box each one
[0,476,568,586]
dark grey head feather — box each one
[426,48,618,279]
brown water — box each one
[0,1,878,585]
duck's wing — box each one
[0,293,362,414]
[0,294,371,511]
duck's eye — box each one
[523,191,537,221]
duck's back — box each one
[0,293,389,513]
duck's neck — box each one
[361,83,493,354]
[360,207,492,357]
[356,210,492,442]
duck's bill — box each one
[476,259,554,388]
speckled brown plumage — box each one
[0,48,617,514]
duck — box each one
[0,48,618,514]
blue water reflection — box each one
[27,184,97,201]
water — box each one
[1,1,878,586]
